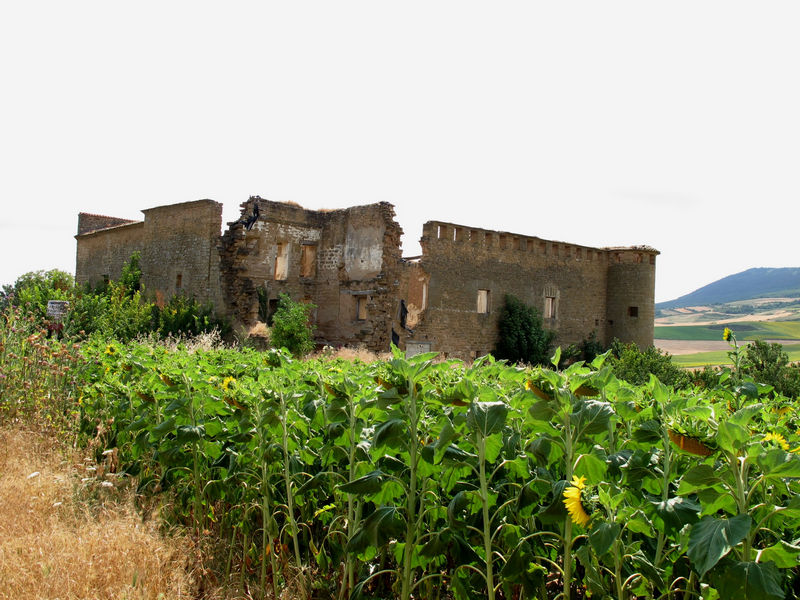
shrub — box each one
[741,339,800,399]
[608,340,691,388]
[1,269,75,321]
[153,294,230,338]
[269,294,316,357]
[494,295,555,366]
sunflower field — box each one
[65,335,800,600]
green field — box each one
[673,342,800,367]
[654,319,800,341]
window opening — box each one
[356,296,368,320]
[300,244,317,278]
[274,243,288,280]
[628,306,639,318]
[175,273,182,289]
[477,289,490,314]
[545,296,557,319]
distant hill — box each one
[657,267,800,309]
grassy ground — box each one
[654,320,800,341]
[0,426,201,600]
[673,342,800,367]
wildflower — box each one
[105,345,117,355]
[763,432,789,451]
[563,475,591,528]
[222,376,235,390]
[722,328,732,342]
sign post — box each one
[46,300,70,338]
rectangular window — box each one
[356,296,368,320]
[175,273,182,289]
[422,282,428,310]
[628,306,639,318]
[545,296,557,319]
[477,289,490,314]
[274,243,288,280]
[300,244,317,278]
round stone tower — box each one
[605,247,659,348]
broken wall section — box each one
[219,197,405,352]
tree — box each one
[741,339,800,399]
[608,340,691,388]
[270,294,316,357]
[494,295,555,366]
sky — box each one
[2,2,799,303]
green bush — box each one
[741,339,800,399]
[1,269,74,320]
[269,294,316,357]
[153,294,230,338]
[494,295,555,366]
[609,340,691,388]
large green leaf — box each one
[759,449,800,481]
[710,561,784,600]
[759,540,800,569]
[651,496,701,535]
[687,515,751,577]
[466,401,508,437]
[373,418,408,448]
[717,421,749,453]
[338,470,389,496]
[176,424,204,443]
[727,403,764,427]
[678,464,722,494]
[574,452,607,484]
[589,522,620,556]
[572,399,614,436]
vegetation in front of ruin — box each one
[1,255,230,343]
[494,294,555,366]
[5,264,800,598]
[268,293,317,357]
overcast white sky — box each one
[2,2,798,303]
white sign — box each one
[46,300,70,320]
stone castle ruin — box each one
[76,197,658,358]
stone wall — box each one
[75,200,223,307]
[75,221,145,286]
[219,197,404,349]
[77,213,138,236]
[401,221,657,359]
[139,200,223,307]
[75,197,657,356]
[605,249,657,348]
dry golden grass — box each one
[0,427,200,600]
[311,345,390,363]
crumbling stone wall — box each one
[76,197,657,357]
[219,197,404,349]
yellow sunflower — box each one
[563,475,591,528]
[222,376,236,390]
[763,432,789,451]
[722,328,732,342]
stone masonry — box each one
[76,197,658,358]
